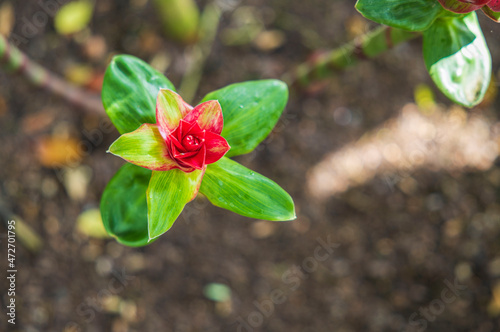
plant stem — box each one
[0,34,103,114]
[178,3,222,104]
[286,26,421,87]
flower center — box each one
[183,134,201,149]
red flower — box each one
[156,89,230,172]
[438,0,500,21]
[108,89,230,173]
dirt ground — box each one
[2,0,500,331]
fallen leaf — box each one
[54,0,94,35]
[76,208,109,238]
[36,135,83,167]
[0,2,14,37]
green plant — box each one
[100,55,295,246]
[355,0,498,107]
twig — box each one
[0,34,104,114]
[178,3,222,104]
[285,26,420,87]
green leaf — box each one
[423,13,491,107]
[201,80,288,157]
[355,0,445,31]
[108,124,178,171]
[147,169,204,240]
[100,163,152,247]
[482,7,500,22]
[200,157,295,221]
[102,55,176,134]
[54,0,94,35]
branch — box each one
[285,26,420,87]
[0,34,104,114]
[178,3,222,104]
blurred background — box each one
[1,0,500,331]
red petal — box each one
[177,146,206,170]
[204,131,231,164]
[456,0,489,4]
[164,142,197,172]
[488,0,500,10]
[185,120,204,136]
[173,150,199,159]
[438,0,482,12]
[156,89,193,140]
[183,100,224,135]
[173,120,184,142]
[483,6,500,20]
[175,120,206,152]
[169,140,191,158]
[169,135,186,152]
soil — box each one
[2,0,500,331]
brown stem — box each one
[0,34,104,114]
[284,26,420,88]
